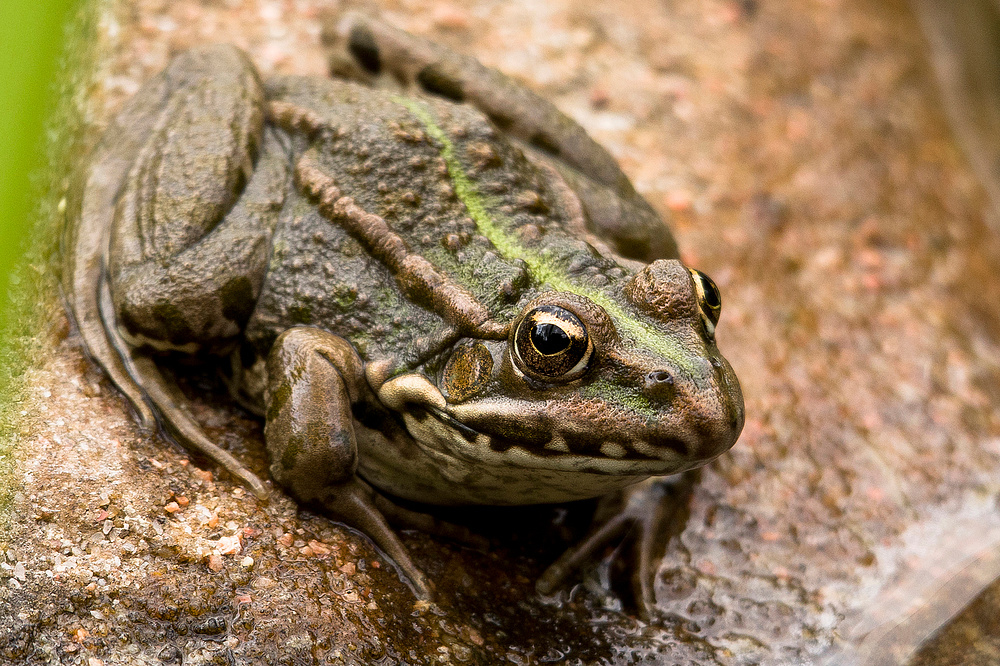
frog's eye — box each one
[512,305,592,381]
[688,267,722,338]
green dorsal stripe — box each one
[394,97,693,372]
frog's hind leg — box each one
[84,267,268,497]
[109,314,271,499]
[264,327,434,599]
[64,45,186,429]
[106,45,286,354]
[69,45,269,423]
[327,13,678,261]
[72,45,286,497]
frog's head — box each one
[379,259,744,488]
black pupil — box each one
[531,323,571,356]
[699,274,721,309]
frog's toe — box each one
[319,478,435,600]
[537,472,699,619]
[123,354,271,499]
[536,508,632,594]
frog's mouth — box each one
[376,372,741,477]
[416,401,723,478]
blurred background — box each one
[0,1,76,322]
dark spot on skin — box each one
[433,411,482,443]
[117,307,144,340]
[488,438,514,452]
[353,401,407,439]
[416,64,465,102]
[487,110,515,131]
[266,381,292,423]
[220,276,255,323]
[349,25,381,74]
[650,435,688,458]
[522,443,569,458]
[288,303,313,324]
[150,300,195,343]
[279,433,304,472]
[462,414,551,451]
[529,131,561,156]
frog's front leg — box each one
[328,13,678,262]
[264,327,433,599]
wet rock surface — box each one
[4,0,1000,664]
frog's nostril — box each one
[648,370,672,384]
[644,370,675,401]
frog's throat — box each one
[393,97,698,377]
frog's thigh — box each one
[108,45,278,349]
[112,130,287,350]
[333,13,678,261]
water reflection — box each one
[821,495,1000,664]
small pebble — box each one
[207,554,223,572]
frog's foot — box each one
[316,477,434,600]
[264,326,434,599]
[101,285,269,499]
[325,12,678,262]
[134,365,270,497]
[537,472,699,618]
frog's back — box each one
[245,76,629,368]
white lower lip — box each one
[410,409,692,476]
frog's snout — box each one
[687,361,744,462]
[642,356,744,464]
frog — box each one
[65,13,744,605]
